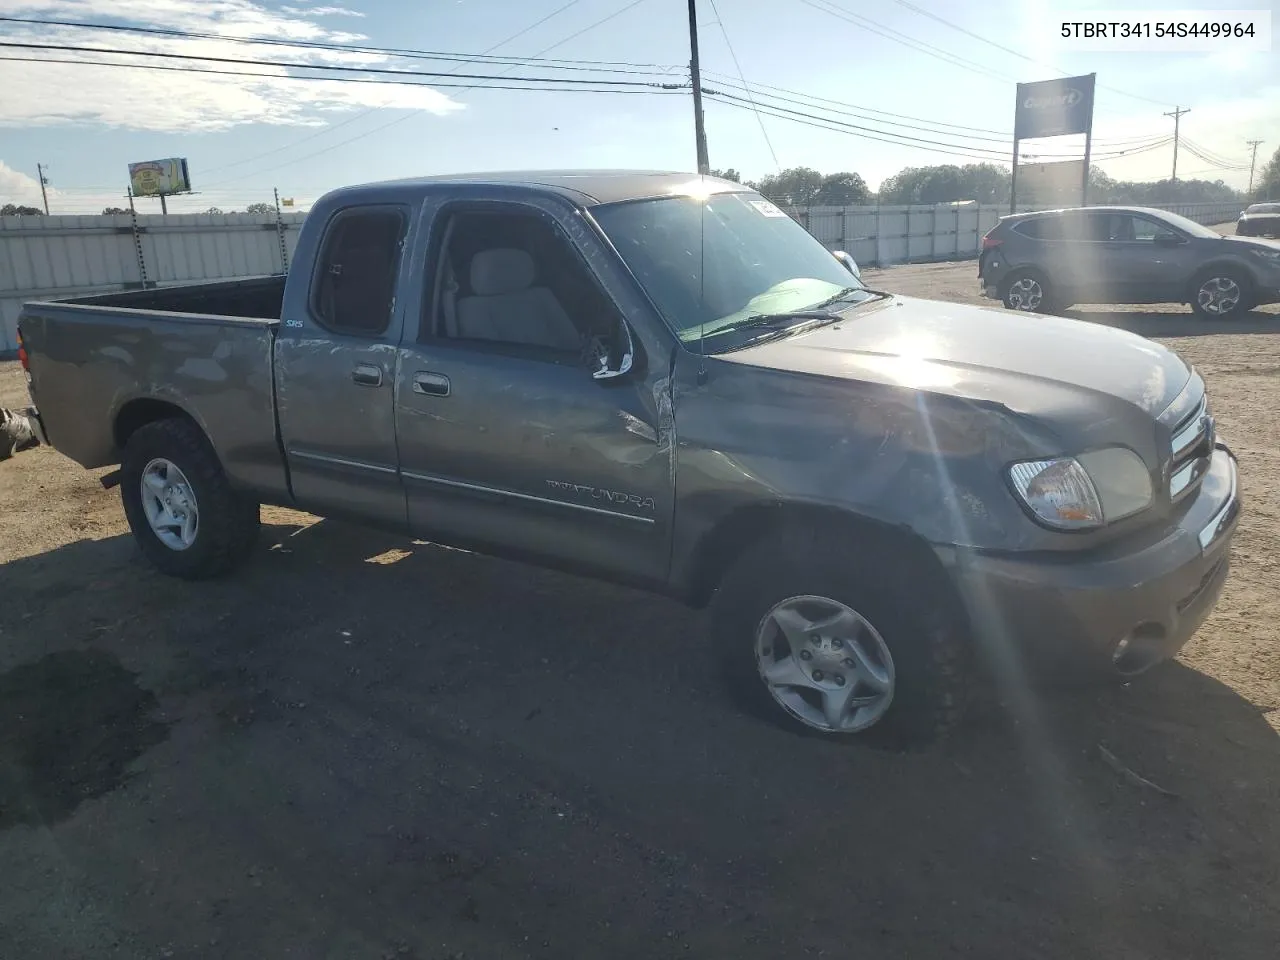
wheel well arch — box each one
[1185,261,1259,307]
[1188,259,1257,286]
[682,502,968,626]
[113,398,202,454]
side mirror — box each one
[590,323,636,381]
[833,249,861,279]
[1154,232,1185,247]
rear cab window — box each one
[310,206,409,337]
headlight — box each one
[1008,447,1152,530]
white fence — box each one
[1,211,307,352]
[0,200,1247,355]
[785,200,1246,267]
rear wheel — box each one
[709,525,967,745]
[1000,269,1063,315]
[120,418,260,579]
[1190,267,1252,319]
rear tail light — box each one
[16,327,29,372]
[981,234,1003,250]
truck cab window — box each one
[430,210,619,360]
[312,209,406,336]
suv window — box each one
[312,208,407,336]
[1091,213,1171,242]
[1012,216,1061,240]
[428,209,623,363]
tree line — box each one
[711,146,1280,207]
[6,149,1278,217]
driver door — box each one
[393,199,675,585]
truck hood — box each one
[721,294,1189,419]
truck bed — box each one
[20,276,290,501]
[69,275,287,319]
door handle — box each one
[413,372,451,397]
[351,364,383,387]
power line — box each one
[0,13,680,74]
[889,0,1173,108]
[1180,137,1250,168]
[0,40,676,87]
[701,70,1011,135]
[198,0,598,179]
[1180,141,1249,171]
[704,90,1172,164]
[700,71,1172,147]
[0,54,684,94]
[797,0,1021,86]
[706,0,779,170]
[704,88,1168,161]
[202,0,653,188]
[706,75,1170,148]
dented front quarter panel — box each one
[667,328,1185,592]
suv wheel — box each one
[709,526,967,745]
[1000,270,1057,314]
[1190,268,1252,319]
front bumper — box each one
[942,444,1241,677]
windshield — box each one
[592,191,873,348]
[1153,210,1220,238]
[1246,203,1280,214]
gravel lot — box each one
[2,245,1278,959]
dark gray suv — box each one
[980,206,1280,319]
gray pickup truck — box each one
[17,171,1241,742]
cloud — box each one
[0,0,462,132]
[0,159,47,205]
[279,4,365,15]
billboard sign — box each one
[1018,159,1086,207]
[128,158,191,197]
[1014,75,1096,140]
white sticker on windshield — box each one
[748,199,788,218]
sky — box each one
[0,0,1276,214]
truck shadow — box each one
[1,520,1277,956]
[1061,306,1280,338]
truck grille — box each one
[1167,392,1214,502]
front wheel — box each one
[120,418,260,579]
[709,527,967,744]
[1190,268,1253,319]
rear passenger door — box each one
[275,204,410,528]
[1011,213,1097,304]
[393,197,675,586]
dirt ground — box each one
[2,249,1279,958]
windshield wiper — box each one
[727,309,837,331]
[810,285,869,309]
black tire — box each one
[1189,266,1253,320]
[999,269,1061,315]
[120,418,260,580]
[709,524,968,746]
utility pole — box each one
[1163,106,1191,181]
[36,163,50,215]
[1246,139,1264,195]
[687,0,710,174]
